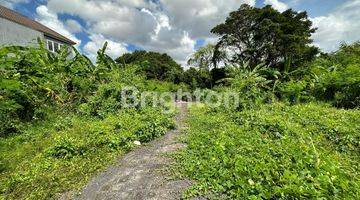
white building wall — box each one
[0,17,44,46]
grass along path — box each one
[0,107,175,199]
[75,102,190,200]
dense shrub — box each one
[0,43,105,136]
[310,49,360,108]
[277,42,360,108]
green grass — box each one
[174,103,360,199]
[0,108,174,199]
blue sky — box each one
[256,0,351,17]
[1,0,360,64]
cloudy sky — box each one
[1,0,360,65]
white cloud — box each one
[43,0,255,65]
[311,0,360,52]
[35,5,81,46]
[47,0,158,45]
[83,34,128,61]
[65,19,82,33]
[172,33,197,65]
[160,0,256,38]
[146,30,196,65]
[264,0,288,12]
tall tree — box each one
[211,4,319,72]
[188,44,218,70]
[188,44,227,70]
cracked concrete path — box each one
[75,102,190,200]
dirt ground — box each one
[72,102,190,200]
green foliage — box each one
[0,42,114,136]
[1,12,359,200]
[276,42,360,108]
[183,67,212,89]
[212,62,278,110]
[0,108,174,199]
[174,103,360,199]
[211,4,319,71]
[310,43,360,108]
[182,67,232,90]
[116,50,184,83]
[0,42,177,199]
[175,41,360,199]
[135,108,175,143]
[222,62,275,89]
[279,80,313,104]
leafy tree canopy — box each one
[116,50,184,83]
[211,4,319,72]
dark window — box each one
[54,42,59,52]
[47,40,53,52]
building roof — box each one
[0,5,76,45]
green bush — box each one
[135,108,175,142]
[312,62,360,108]
[0,43,102,136]
[279,80,314,104]
[277,42,360,108]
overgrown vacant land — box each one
[1,4,360,200]
[174,103,359,198]
[0,44,179,199]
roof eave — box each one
[44,33,76,45]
